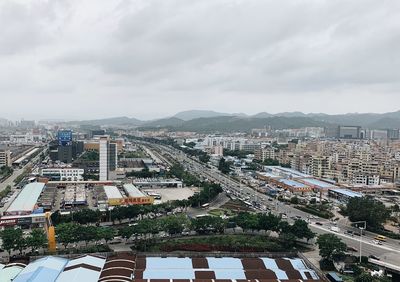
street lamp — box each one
[352,221,367,263]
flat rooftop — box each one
[6,183,45,215]
[329,188,363,198]
[300,178,337,188]
[279,179,307,188]
[123,184,146,197]
[103,185,123,200]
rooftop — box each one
[13,256,68,282]
[279,179,307,188]
[329,188,363,198]
[6,182,46,214]
[300,178,337,188]
[103,185,123,200]
[123,184,146,197]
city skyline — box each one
[1,0,400,120]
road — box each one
[141,141,400,267]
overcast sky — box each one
[1,0,400,120]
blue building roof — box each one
[279,179,307,188]
[13,256,68,282]
[301,178,337,188]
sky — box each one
[1,0,400,120]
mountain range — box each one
[3,110,400,132]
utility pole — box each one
[352,221,367,263]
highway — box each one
[142,142,400,267]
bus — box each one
[201,203,210,209]
[374,235,386,242]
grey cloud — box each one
[1,0,400,119]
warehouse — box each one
[328,188,363,202]
[300,178,338,191]
[122,184,154,205]
[5,182,46,216]
[103,185,124,206]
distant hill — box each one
[56,109,400,132]
[69,116,144,126]
[173,110,236,121]
[139,116,330,133]
[141,117,184,128]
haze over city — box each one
[1,0,400,119]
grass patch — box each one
[132,234,295,253]
[208,208,235,217]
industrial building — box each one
[123,184,154,205]
[4,182,46,216]
[328,188,363,202]
[0,253,323,282]
[103,185,124,206]
[41,168,84,181]
[56,255,106,282]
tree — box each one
[290,220,315,242]
[78,225,98,247]
[233,212,259,232]
[354,273,374,282]
[346,197,391,230]
[0,228,23,255]
[290,196,300,205]
[56,222,79,249]
[97,227,114,244]
[316,234,346,262]
[161,215,189,235]
[218,158,231,174]
[258,213,281,232]
[26,229,47,253]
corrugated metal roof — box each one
[329,188,362,198]
[6,183,45,214]
[0,265,24,282]
[13,256,68,282]
[56,255,106,282]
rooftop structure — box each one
[133,256,321,281]
[103,185,123,200]
[13,256,68,282]
[5,182,46,216]
[123,184,146,197]
[56,255,106,282]
[0,263,26,282]
[300,178,338,189]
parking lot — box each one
[142,187,199,203]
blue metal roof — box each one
[301,178,337,188]
[279,179,307,188]
[13,256,68,282]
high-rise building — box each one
[0,149,11,167]
[99,136,118,181]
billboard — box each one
[58,130,73,146]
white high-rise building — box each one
[99,136,118,181]
[99,136,109,181]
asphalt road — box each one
[142,142,400,267]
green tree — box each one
[218,158,231,174]
[355,273,374,282]
[97,227,114,244]
[258,212,281,232]
[161,215,189,235]
[290,220,315,241]
[233,212,259,232]
[316,234,346,262]
[26,229,47,253]
[56,222,79,249]
[346,197,390,230]
[0,228,23,255]
[78,225,98,247]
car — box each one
[369,255,380,260]
[315,222,323,226]
[372,240,383,245]
[345,230,354,236]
